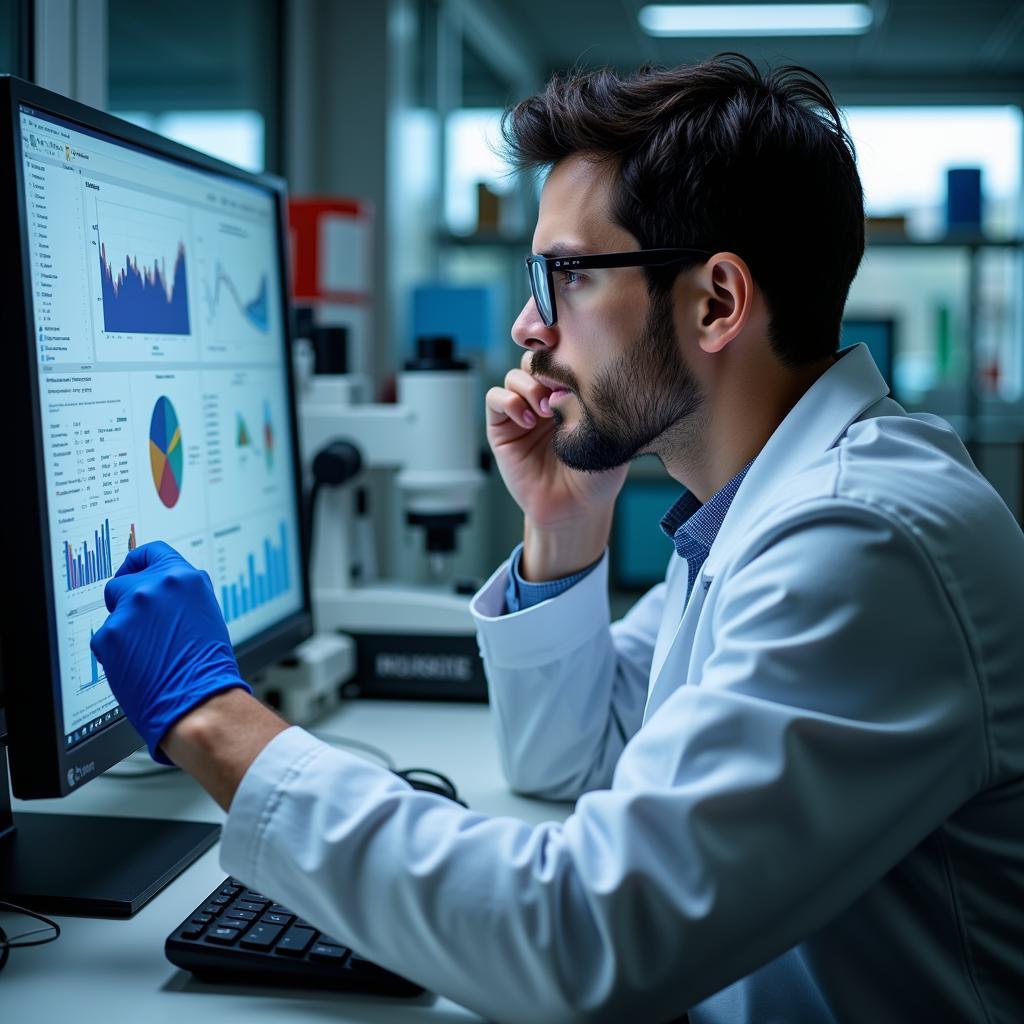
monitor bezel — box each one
[0,75,313,799]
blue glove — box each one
[91,541,251,764]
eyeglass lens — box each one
[528,259,554,326]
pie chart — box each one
[149,396,183,508]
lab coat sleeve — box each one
[220,501,987,1024]
[470,551,666,798]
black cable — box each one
[0,900,61,974]
[393,767,466,807]
[304,476,322,581]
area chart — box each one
[99,239,191,335]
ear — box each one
[689,253,753,355]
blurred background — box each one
[3,0,1023,606]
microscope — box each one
[254,328,488,722]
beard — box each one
[531,290,705,473]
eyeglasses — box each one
[526,248,712,327]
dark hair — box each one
[501,54,865,366]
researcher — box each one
[92,54,1024,1023]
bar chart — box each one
[219,521,291,623]
[65,605,111,699]
[64,517,114,591]
[86,627,105,689]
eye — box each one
[556,270,584,288]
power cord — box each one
[0,901,61,975]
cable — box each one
[393,767,466,806]
[97,729,464,805]
[0,901,61,975]
[312,734,465,804]
[103,749,180,778]
[311,731,396,770]
[103,764,180,778]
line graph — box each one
[203,264,269,334]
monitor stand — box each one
[0,747,220,918]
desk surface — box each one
[3,700,572,1022]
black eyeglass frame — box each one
[526,248,713,327]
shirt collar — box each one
[659,462,753,560]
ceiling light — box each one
[638,3,875,37]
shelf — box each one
[866,235,1023,250]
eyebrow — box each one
[537,241,589,259]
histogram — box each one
[99,240,191,335]
[65,517,114,591]
[220,522,291,623]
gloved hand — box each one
[90,541,251,764]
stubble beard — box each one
[538,290,706,473]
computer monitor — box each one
[0,76,312,915]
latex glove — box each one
[91,541,251,764]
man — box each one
[93,55,1024,1023]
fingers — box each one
[485,386,537,430]
[103,574,129,613]
[112,540,178,578]
[106,542,192,612]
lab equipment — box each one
[293,331,489,704]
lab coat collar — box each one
[702,343,890,579]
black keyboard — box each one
[165,876,423,996]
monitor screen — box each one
[18,104,305,755]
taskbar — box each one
[65,702,124,749]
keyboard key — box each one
[224,909,258,922]
[201,903,224,916]
[275,926,316,956]
[235,900,267,913]
[310,943,347,963]
[190,913,213,925]
[211,895,232,906]
[219,885,241,897]
[179,923,205,940]
[239,923,284,950]
[261,912,293,926]
[205,926,242,945]
[241,890,267,902]
[268,904,293,915]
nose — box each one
[511,296,558,352]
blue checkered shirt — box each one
[505,463,752,613]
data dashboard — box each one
[19,107,303,747]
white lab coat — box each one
[221,344,1024,1023]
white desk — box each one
[3,700,573,1022]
